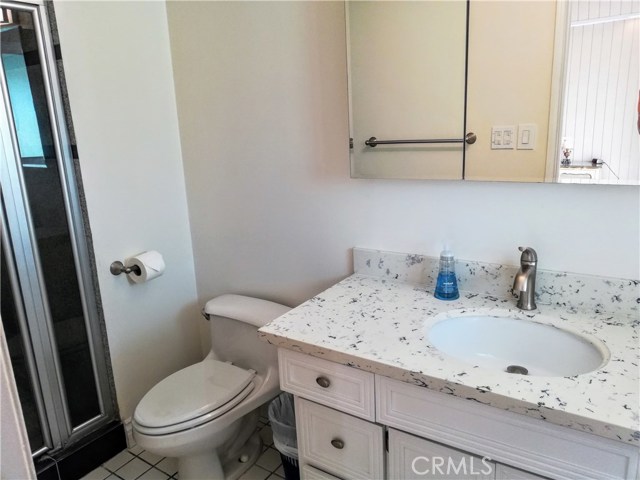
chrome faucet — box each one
[512,246,537,310]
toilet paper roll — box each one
[124,251,165,284]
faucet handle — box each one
[518,246,538,264]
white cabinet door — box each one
[388,429,494,480]
[296,397,385,480]
[377,375,638,480]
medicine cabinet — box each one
[347,0,639,185]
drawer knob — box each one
[331,438,344,450]
[315,376,331,388]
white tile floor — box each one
[81,416,284,480]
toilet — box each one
[132,294,290,480]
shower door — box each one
[0,1,115,457]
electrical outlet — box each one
[491,126,516,149]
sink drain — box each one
[506,365,529,375]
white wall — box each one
[167,0,640,343]
[1,325,36,479]
[54,1,201,420]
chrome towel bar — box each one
[364,132,476,147]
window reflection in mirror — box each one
[556,0,639,185]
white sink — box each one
[428,314,608,377]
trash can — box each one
[268,392,299,480]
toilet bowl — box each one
[132,295,290,480]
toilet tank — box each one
[203,295,290,376]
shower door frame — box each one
[0,0,115,457]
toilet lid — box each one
[134,359,256,429]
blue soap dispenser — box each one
[434,248,459,300]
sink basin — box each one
[428,315,608,377]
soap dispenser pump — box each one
[434,249,459,301]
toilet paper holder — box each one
[110,261,141,276]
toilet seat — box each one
[133,359,256,436]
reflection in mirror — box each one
[347,1,467,180]
[347,0,640,185]
[465,1,557,183]
[555,0,639,185]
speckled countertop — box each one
[259,249,640,445]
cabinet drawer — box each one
[296,397,384,480]
[301,464,343,480]
[279,349,375,420]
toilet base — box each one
[224,433,263,480]
[178,450,224,479]
[176,432,262,480]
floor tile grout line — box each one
[103,451,138,474]
[134,455,165,469]
[104,455,169,480]
[103,463,128,475]
[135,464,169,480]
[257,445,284,474]
[131,465,153,480]
[110,448,171,479]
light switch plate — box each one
[517,123,537,150]
[491,126,516,149]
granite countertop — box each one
[259,273,639,445]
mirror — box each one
[347,1,467,180]
[347,0,640,185]
[553,0,639,184]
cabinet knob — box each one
[331,438,344,449]
[315,376,331,388]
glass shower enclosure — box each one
[1,0,115,458]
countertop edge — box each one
[259,329,639,445]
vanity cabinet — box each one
[278,349,383,479]
[388,429,545,479]
[278,349,638,480]
[388,428,494,479]
[375,375,637,479]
